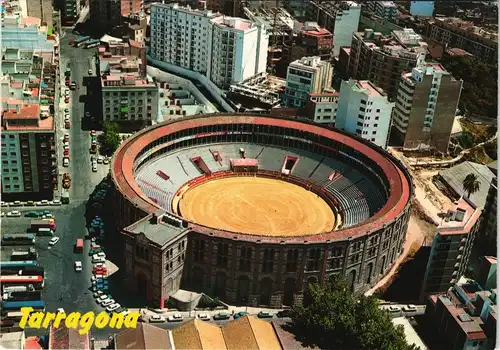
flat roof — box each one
[112,114,412,243]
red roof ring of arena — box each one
[111,114,413,243]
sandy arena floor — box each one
[179,177,335,236]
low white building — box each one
[305,91,339,125]
[336,79,394,148]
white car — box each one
[167,314,183,322]
[103,158,110,165]
[63,158,70,167]
[57,308,66,314]
[97,295,110,304]
[49,237,60,246]
[387,306,402,313]
[97,156,104,164]
[6,211,21,217]
[64,91,70,98]
[101,299,115,307]
[402,304,417,312]
[106,303,121,313]
[42,214,54,219]
[0,201,6,207]
[92,257,105,263]
[93,262,104,268]
[97,252,106,259]
[92,165,97,172]
[12,200,23,206]
[149,315,166,323]
[52,200,62,206]
[74,261,82,272]
[88,69,93,75]
[196,313,210,321]
[35,200,49,206]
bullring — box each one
[111,114,413,308]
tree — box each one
[98,121,121,156]
[291,275,420,350]
[462,173,481,198]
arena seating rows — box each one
[135,143,387,228]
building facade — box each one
[392,63,462,153]
[410,1,434,17]
[291,22,333,62]
[336,79,393,148]
[420,198,482,301]
[478,178,497,256]
[347,29,427,100]
[150,3,268,90]
[304,91,339,126]
[61,0,80,25]
[306,0,361,57]
[366,1,397,22]
[283,56,333,108]
[425,17,498,65]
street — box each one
[0,29,113,339]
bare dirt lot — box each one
[178,177,335,236]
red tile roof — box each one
[3,104,40,119]
[112,115,412,243]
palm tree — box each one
[462,173,481,198]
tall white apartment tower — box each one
[336,79,394,148]
[210,17,268,89]
[150,3,217,75]
[150,3,269,89]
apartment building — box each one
[424,274,496,350]
[26,0,53,28]
[1,47,57,200]
[291,22,333,62]
[478,178,497,256]
[336,79,393,148]
[410,1,434,17]
[61,0,80,25]
[346,28,427,100]
[305,91,339,126]
[425,17,498,65]
[99,46,158,128]
[99,38,147,77]
[392,63,462,153]
[150,3,268,90]
[365,1,397,22]
[209,16,268,89]
[420,197,482,301]
[306,1,361,57]
[283,56,333,108]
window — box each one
[216,242,229,268]
[376,109,380,113]
[193,239,205,262]
[306,248,321,271]
[262,248,275,273]
[286,249,299,272]
[136,245,149,260]
[239,247,252,271]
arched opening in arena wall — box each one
[348,270,356,292]
[303,276,318,307]
[214,272,227,299]
[259,278,273,305]
[366,262,373,284]
[283,278,297,306]
[237,275,250,304]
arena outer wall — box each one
[110,114,414,308]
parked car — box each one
[167,314,183,322]
[52,200,62,206]
[64,149,70,156]
[92,165,97,172]
[103,158,110,165]
[74,261,82,272]
[213,312,230,321]
[106,303,121,313]
[65,121,71,129]
[6,211,21,217]
[101,299,115,307]
[257,311,273,319]
[63,158,70,167]
[49,237,60,246]
[196,313,210,321]
[25,211,41,218]
[65,97,70,103]
[402,305,417,312]
[149,315,166,323]
[88,69,93,75]
[233,311,247,319]
[276,310,293,318]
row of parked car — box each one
[1,200,62,208]
[148,310,275,324]
[2,209,55,219]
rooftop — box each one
[115,323,172,349]
[101,74,155,88]
[436,196,482,235]
[229,73,285,107]
[211,17,253,31]
[173,319,226,349]
[124,213,186,247]
[354,80,385,97]
[439,161,496,208]
[432,17,498,42]
[151,2,220,18]
[300,22,331,36]
[0,331,24,349]
[49,324,90,350]
[242,7,294,35]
